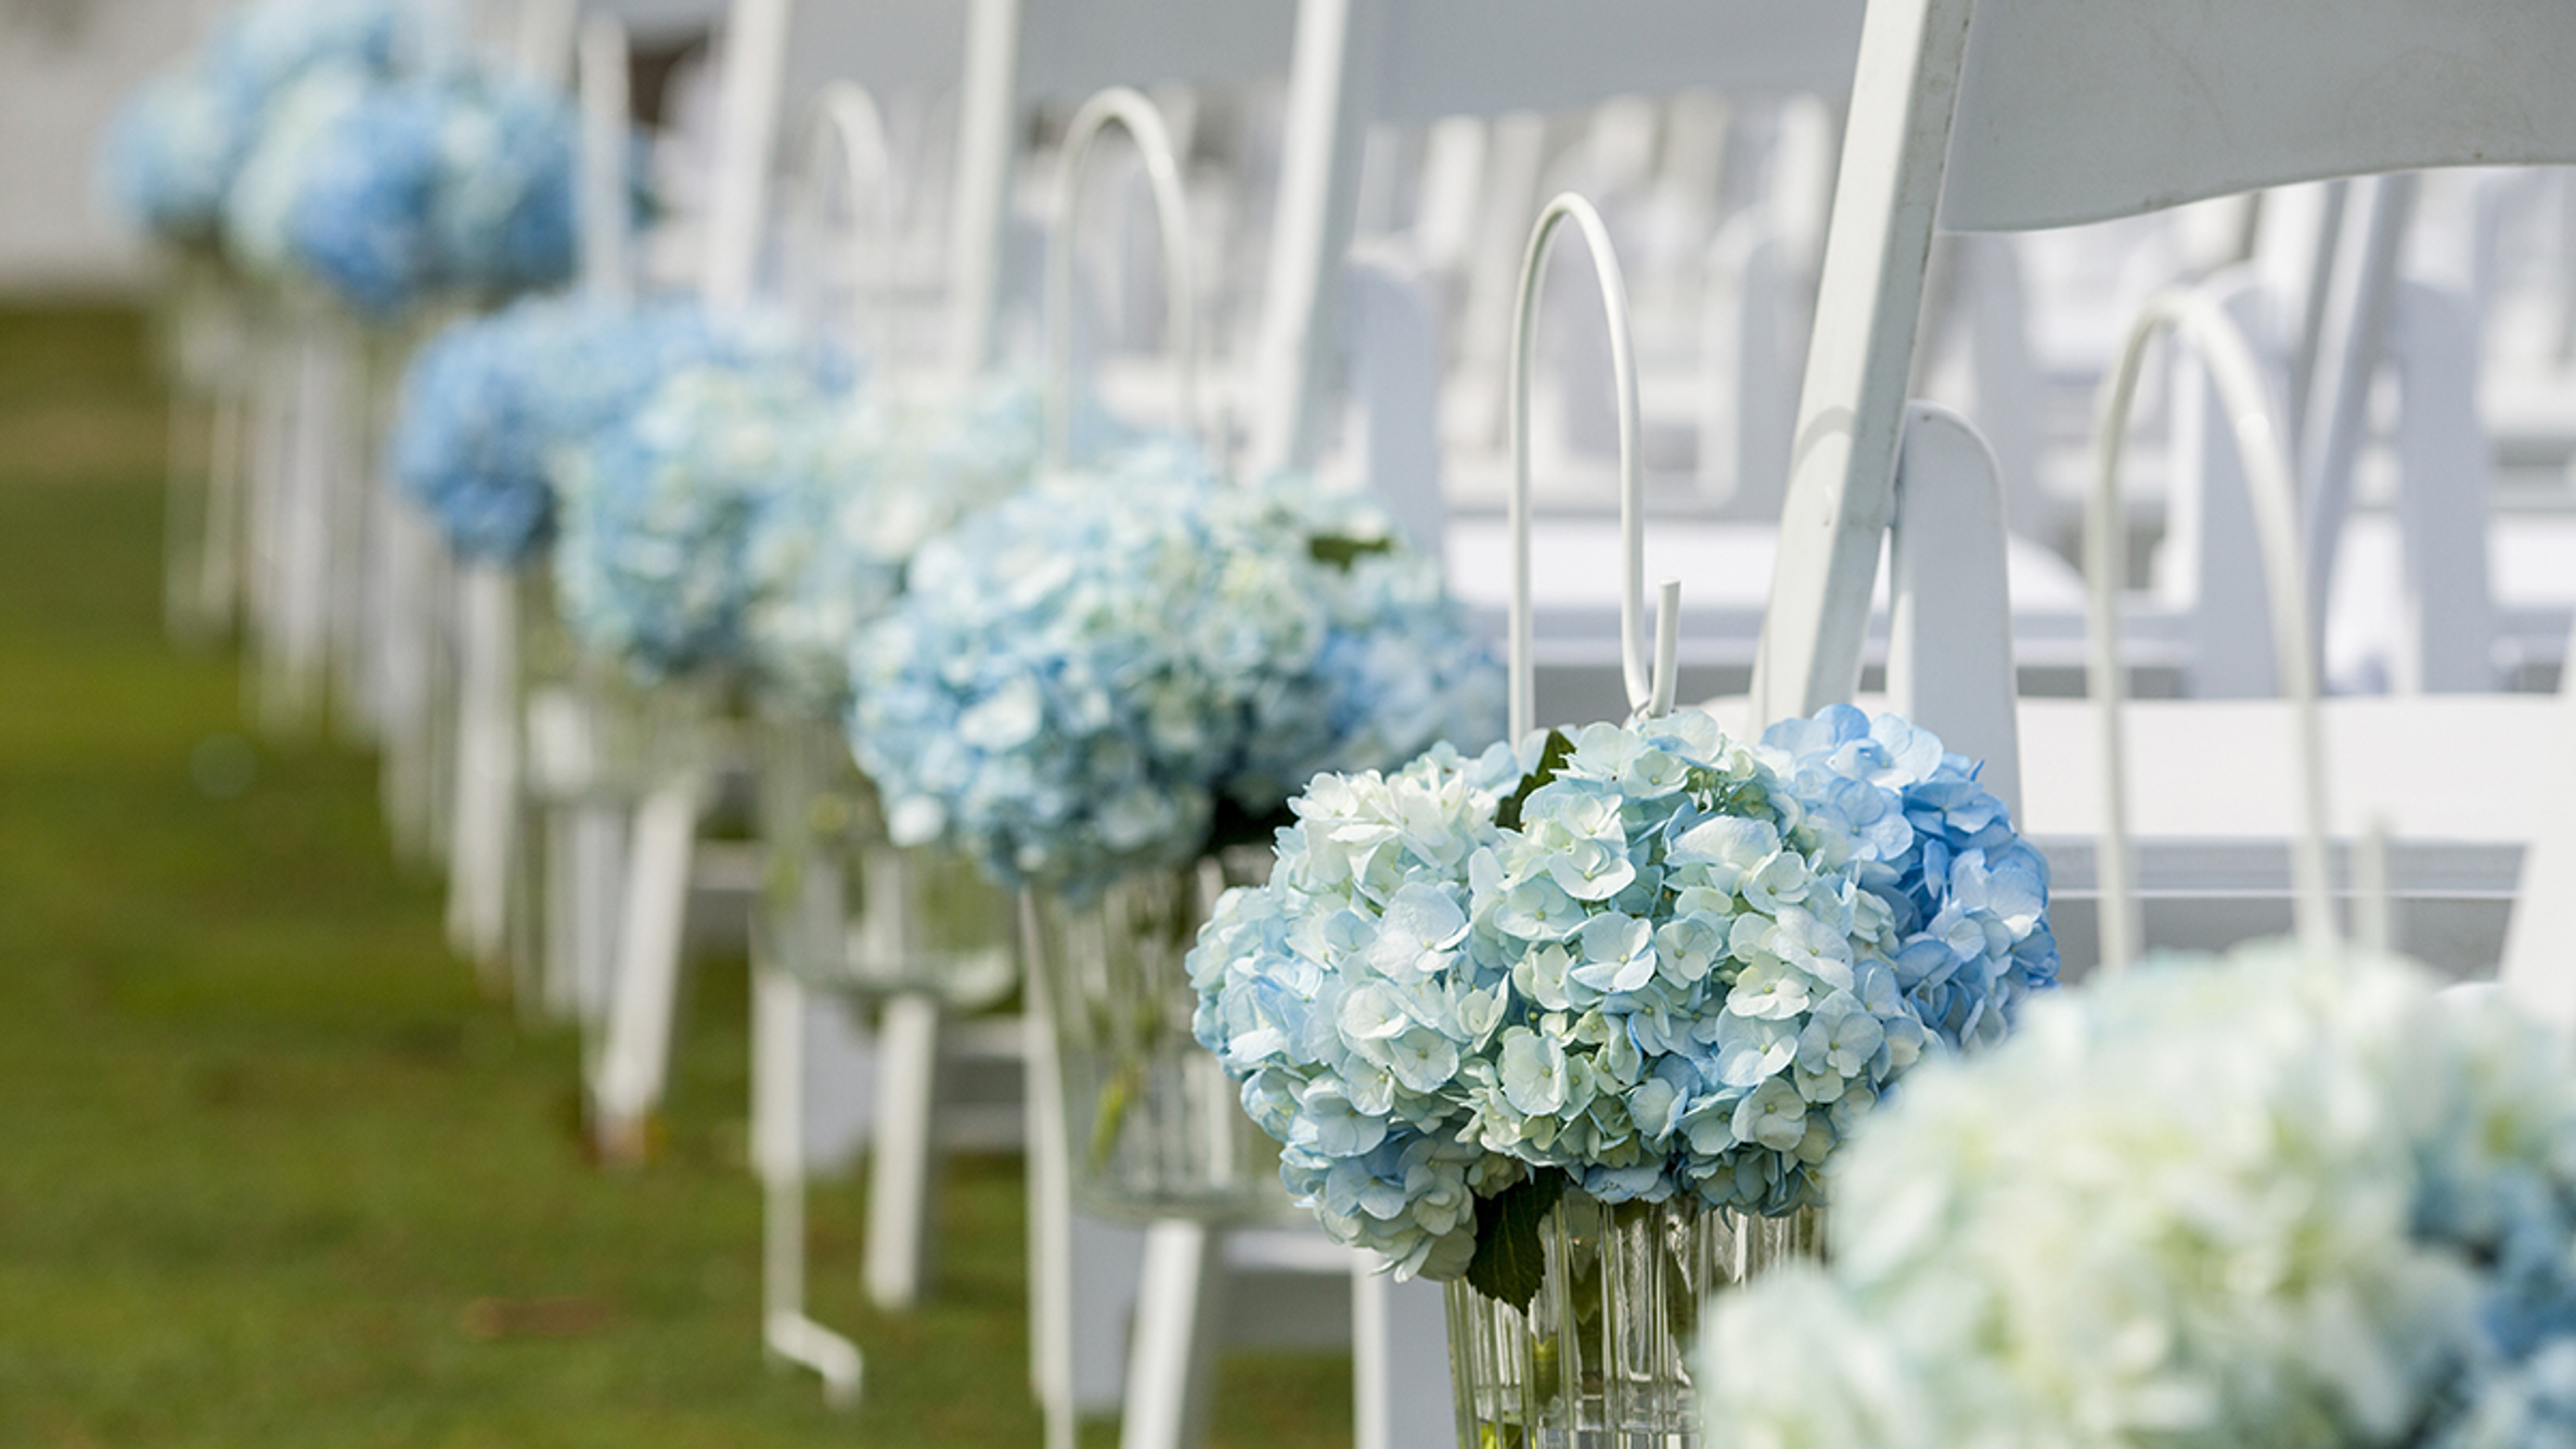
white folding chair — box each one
[944,0,1299,379]
[576,2,1302,1426]
[1246,1,2104,730]
[1757,0,2576,721]
[1754,0,2576,971]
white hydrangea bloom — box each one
[1701,945,2576,1448]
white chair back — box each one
[1252,0,1866,472]
[947,0,1299,374]
[2500,616,2576,1024]
[1754,0,2576,724]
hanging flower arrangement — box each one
[739,378,1046,710]
[1187,704,2055,1301]
[101,0,601,317]
[550,356,858,682]
[390,297,779,566]
[99,0,421,252]
[846,447,1506,902]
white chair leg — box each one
[1701,214,1796,518]
[376,502,442,866]
[163,378,221,646]
[1121,1220,1227,1449]
[175,380,248,643]
[591,775,700,1161]
[446,564,519,985]
[264,320,336,734]
[2167,270,2288,700]
[325,323,375,741]
[1021,891,1081,1449]
[1353,1266,1453,1449]
[243,331,287,688]
[1023,890,1148,1444]
[543,801,584,1018]
[754,968,864,1407]
[1071,1213,1148,1413]
[864,990,944,1310]
[571,801,627,1027]
[2390,280,2500,693]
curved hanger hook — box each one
[1046,87,1200,472]
[794,83,900,364]
[2088,286,2335,975]
[574,12,632,305]
[1508,193,1678,741]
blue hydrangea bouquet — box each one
[848,447,1503,900]
[847,443,1505,1217]
[1185,700,2055,1436]
[100,0,424,260]
[102,0,592,321]
[1699,944,2576,1448]
[392,296,779,570]
[546,359,1045,999]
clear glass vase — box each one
[1029,850,1290,1224]
[557,664,726,802]
[1445,1190,1823,1448]
[753,714,1016,1008]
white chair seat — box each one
[1446,513,2097,669]
[2012,694,2555,843]
[1452,510,2092,639]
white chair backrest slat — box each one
[1755,0,2576,724]
[1018,0,1295,95]
[2499,615,2576,1023]
[1255,0,1866,472]
[950,0,1297,375]
[1884,402,2021,819]
[1366,0,1861,125]
[1942,0,2576,234]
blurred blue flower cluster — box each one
[283,72,580,315]
[1187,706,2052,1280]
[847,455,1503,900]
[1699,945,2576,1449]
[551,350,861,681]
[102,0,421,250]
[741,378,1045,710]
[101,0,593,315]
[390,297,761,566]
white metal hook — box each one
[794,83,902,366]
[1508,193,1679,741]
[1045,87,1200,473]
[574,12,631,306]
[2087,286,2336,975]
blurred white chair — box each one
[1253,0,1890,721]
[1755,0,2576,971]
[580,3,1309,1427]
[1757,0,2576,720]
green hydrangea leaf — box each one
[1495,729,1575,833]
[1466,1169,1568,1311]
[1308,533,1397,570]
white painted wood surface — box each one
[1756,0,2576,727]
[1940,1,2576,234]
[1748,0,1974,722]
[1885,402,2022,817]
[1252,0,1864,472]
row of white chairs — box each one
[158,0,2576,1446]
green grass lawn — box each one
[0,304,1349,1448]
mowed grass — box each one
[0,303,1349,1448]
